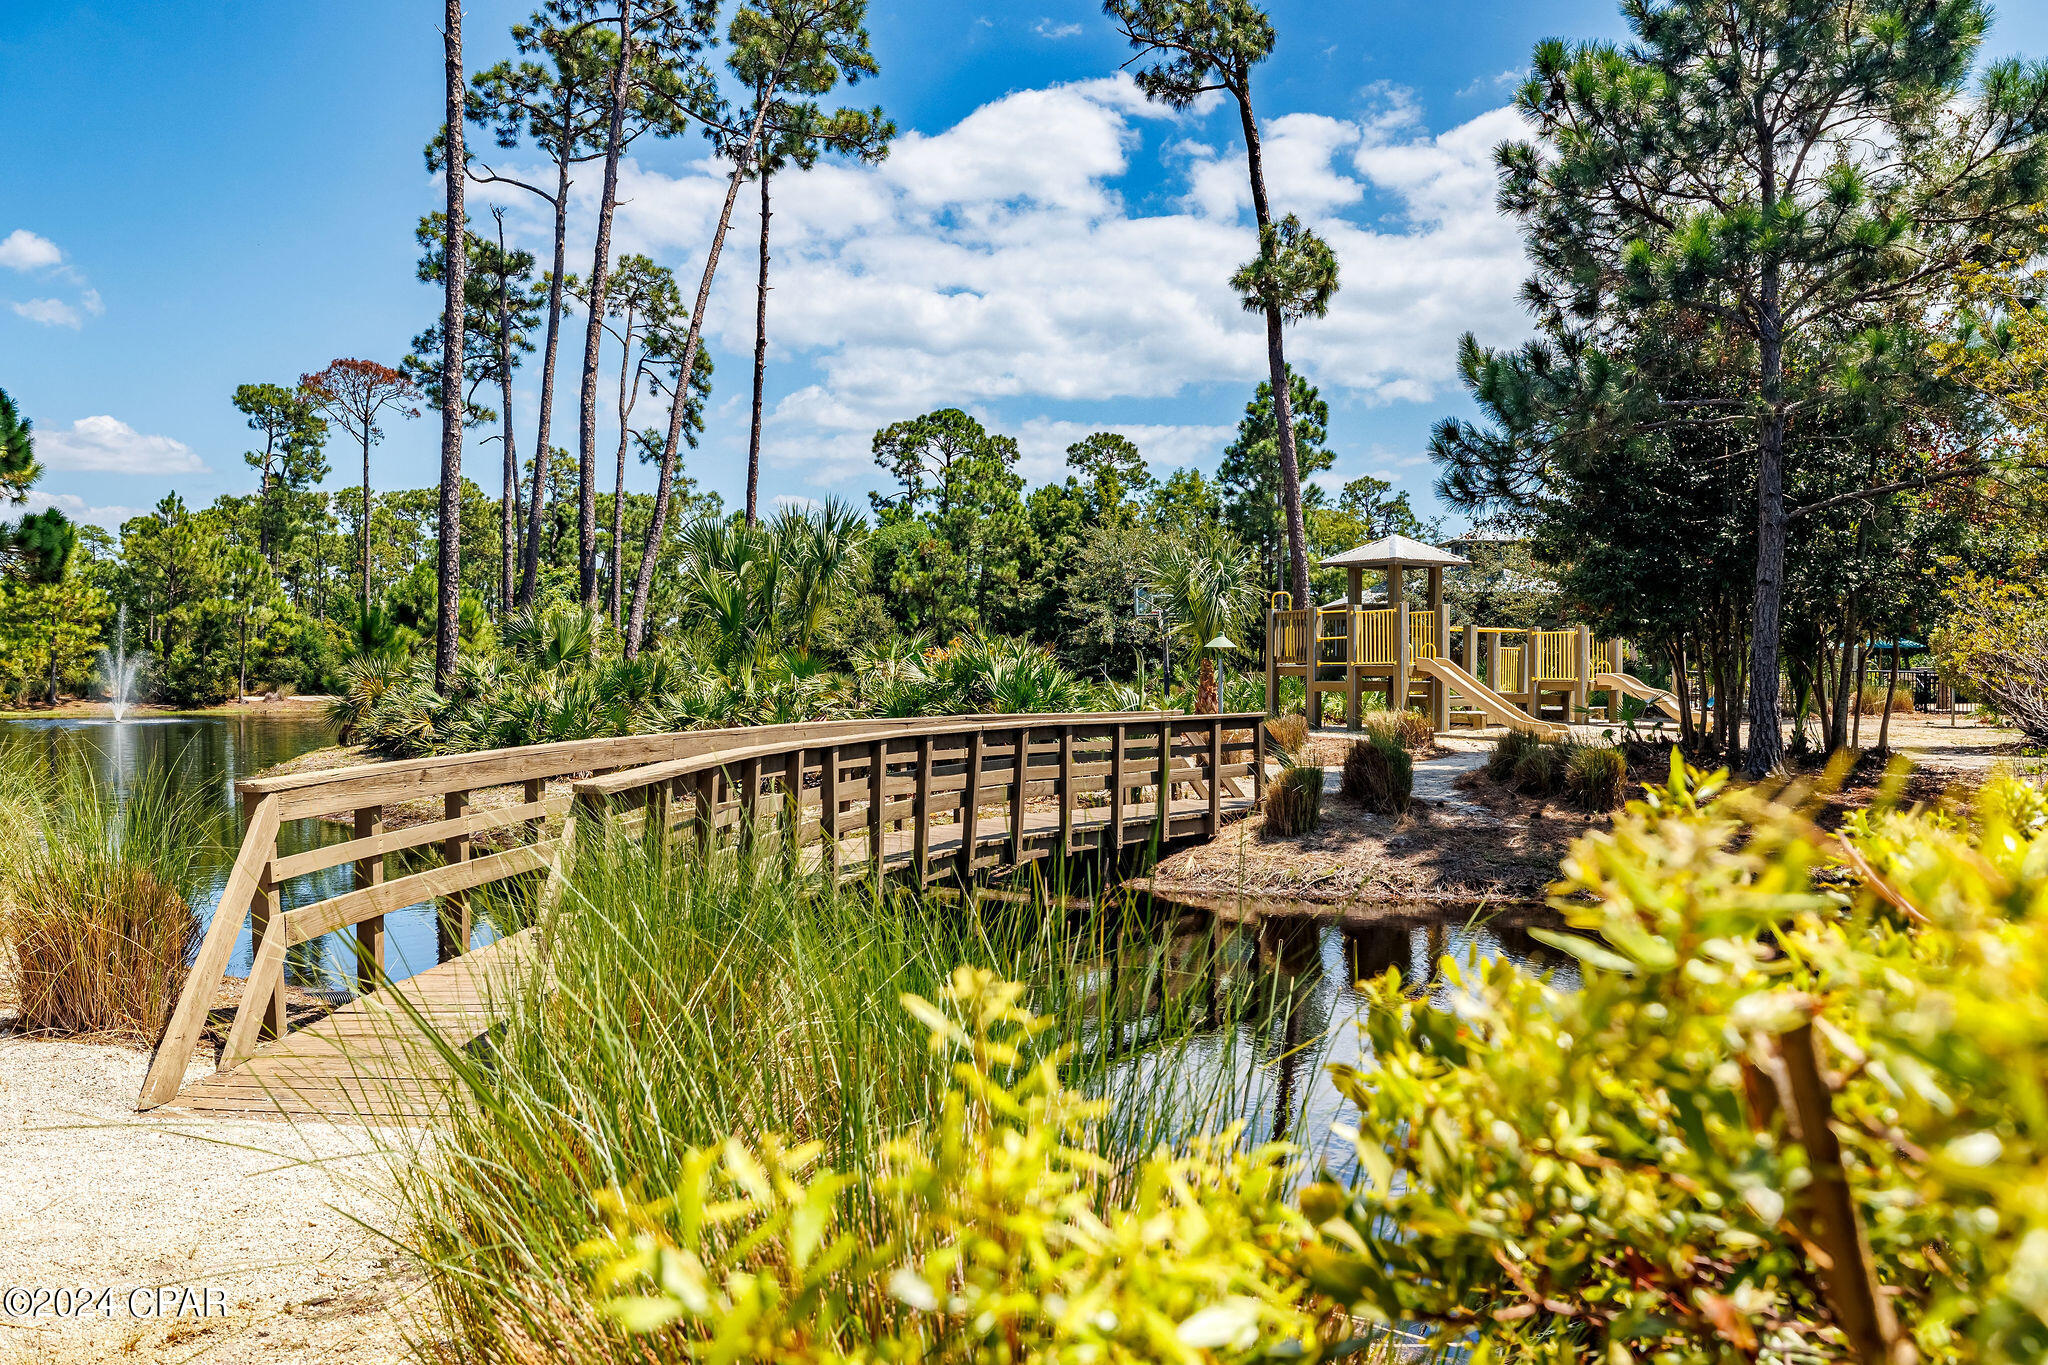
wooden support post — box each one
[1110,723,1126,851]
[251,861,286,1041]
[914,735,933,881]
[1487,632,1502,696]
[522,778,544,841]
[1432,600,1451,732]
[696,769,717,854]
[1007,727,1028,866]
[1207,718,1222,834]
[1156,717,1172,841]
[1463,622,1476,675]
[866,741,885,873]
[1394,603,1412,720]
[740,756,762,854]
[822,745,841,880]
[1525,628,1540,714]
[1574,625,1592,723]
[962,731,985,876]
[783,749,805,874]
[1058,726,1075,854]
[1253,721,1266,803]
[353,805,385,995]
[1264,609,1278,716]
[439,790,470,963]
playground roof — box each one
[1321,534,1470,570]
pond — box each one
[1087,898,1584,1184]
[0,715,489,995]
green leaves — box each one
[1230,214,1340,325]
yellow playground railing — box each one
[1532,630,1578,681]
[1271,608,1312,666]
[1497,645,1524,694]
[1593,638,1618,675]
[1408,610,1441,661]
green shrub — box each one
[0,749,215,1038]
[1483,727,1543,782]
[1261,763,1324,836]
[1340,737,1412,815]
[1564,742,1627,810]
[1361,708,1433,751]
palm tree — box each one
[1146,528,1259,714]
[771,497,866,655]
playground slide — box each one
[1595,671,1685,722]
[1416,657,1566,740]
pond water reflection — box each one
[1082,899,1584,1183]
[0,715,488,994]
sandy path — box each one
[0,1037,420,1364]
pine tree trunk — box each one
[608,303,634,626]
[747,165,771,528]
[577,2,635,612]
[496,226,519,619]
[360,431,373,628]
[519,155,572,611]
[626,71,785,658]
[1235,90,1310,606]
[435,0,466,690]
[1743,136,1789,777]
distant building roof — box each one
[1320,533,1471,569]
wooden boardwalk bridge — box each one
[140,712,1266,1120]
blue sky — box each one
[6,0,2046,533]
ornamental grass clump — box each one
[1563,742,1627,811]
[1263,712,1308,762]
[0,749,214,1038]
[1340,737,1411,816]
[1262,763,1324,836]
[1483,727,1542,783]
[1360,708,1433,752]
[1304,755,2048,1361]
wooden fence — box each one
[138,711,1263,1110]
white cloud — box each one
[17,489,148,531]
[1457,69,1523,99]
[500,76,1528,496]
[0,229,64,272]
[1012,418,1236,484]
[12,298,82,328]
[1033,19,1083,39]
[37,415,207,475]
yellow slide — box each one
[1417,657,1567,740]
[1594,671,1685,722]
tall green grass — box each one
[391,828,1308,1362]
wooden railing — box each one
[570,713,1263,885]
[1408,610,1441,662]
[1297,608,1440,666]
[1497,645,1524,694]
[139,712,1262,1110]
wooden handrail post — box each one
[439,789,471,963]
[1156,717,1172,842]
[254,861,285,1041]
[1394,603,1413,719]
[1207,718,1223,834]
[962,730,985,878]
[782,748,805,876]
[914,735,933,881]
[1574,625,1593,722]
[1007,726,1028,866]
[1058,725,1075,855]
[1264,609,1277,716]
[866,740,886,875]
[354,805,385,994]
[740,756,762,856]
[820,746,841,880]
[1253,720,1266,803]
[695,769,717,854]
[1109,723,1127,852]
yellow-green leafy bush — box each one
[580,967,1327,1363]
[1932,570,2048,743]
[1307,755,2048,1362]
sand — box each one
[0,1036,420,1365]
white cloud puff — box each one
[11,298,82,328]
[483,75,1531,495]
[0,229,63,272]
[36,415,207,475]
[16,489,149,531]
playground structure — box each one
[1263,535,1688,737]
